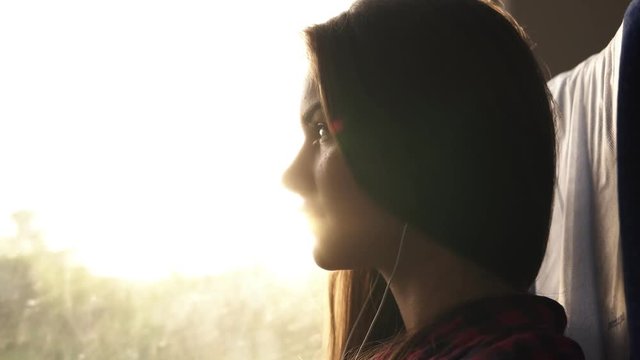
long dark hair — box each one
[305,0,556,359]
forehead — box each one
[300,75,320,117]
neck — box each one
[378,228,516,334]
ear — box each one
[329,118,344,134]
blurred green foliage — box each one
[0,213,325,360]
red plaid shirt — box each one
[374,294,584,359]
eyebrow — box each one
[301,102,322,126]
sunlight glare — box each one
[0,0,355,280]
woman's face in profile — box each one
[283,76,403,271]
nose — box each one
[282,145,315,198]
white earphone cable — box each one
[339,272,382,360]
[342,222,409,360]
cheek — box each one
[312,146,401,269]
[315,147,361,225]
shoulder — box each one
[460,331,585,360]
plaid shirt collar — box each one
[422,294,568,346]
[376,294,584,359]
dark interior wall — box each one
[507,0,630,78]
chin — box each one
[311,234,371,271]
[312,245,343,271]
[312,238,338,270]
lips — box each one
[302,202,324,218]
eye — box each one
[312,122,330,145]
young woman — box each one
[283,0,585,358]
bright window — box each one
[0,1,354,358]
